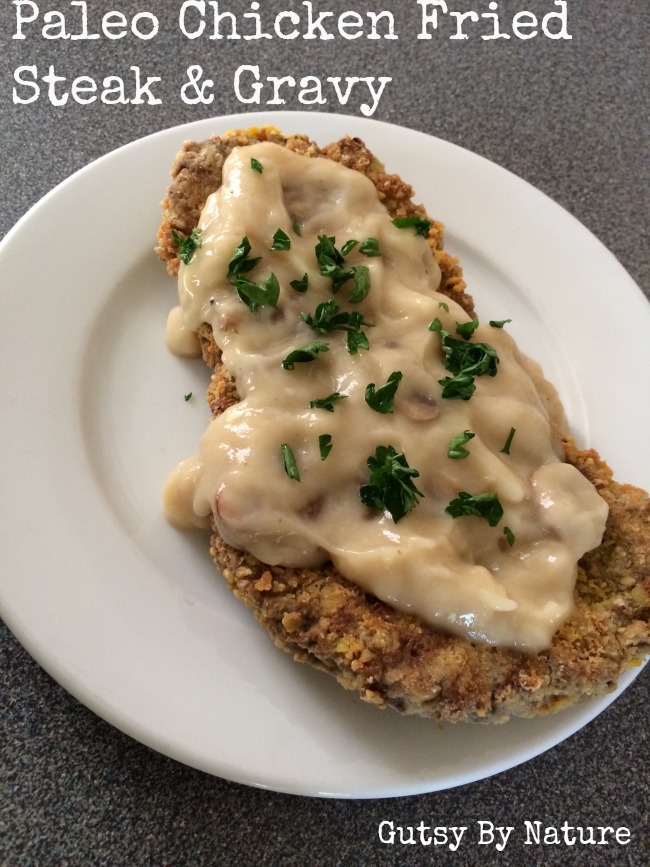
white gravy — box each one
[163,141,608,652]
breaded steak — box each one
[157,127,649,723]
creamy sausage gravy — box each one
[163,141,608,652]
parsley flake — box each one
[282,342,329,370]
[340,239,359,256]
[290,273,309,293]
[360,445,423,523]
[319,434,333,460]
[280,443,300,481]
[500,427,516,454]
[365,371,403,414]
[250,158,263,173]
[447,430,475,459]
[438,301,450,313]
[184,392,193,402]
[310,392,347,413]
[445,491,504,527]
[347,265,371,303]
[429,318,499,399]
[301,300,372,355]
[490,319,512,328]
[360,238,381,257]
[392,215,431,237]
[292,221,302,237]
[315,235,372,303]
[271,228,291,251]
[172,227,202,265]
[503,526,515,546]
[456,319,480,340]
[233,272,279,313]
[227,237,261,278]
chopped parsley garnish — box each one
[490,319,512,328]
[360,445,423,523]
[290,273,309,293]
[233,273,279,313]
[227,236,261,278]
[226,237,278,312]
[184,392,193,402]
[429,317,499,399]
[315,234,344,270]
[336,237,380,257]
[347,265,371,303]
[346,324,370,353]
[447,430,475,459]
[340,239,359,256]
[456,319,480,340]
[250,157,263,173]
[172,227,202,265]
[360,238,381,257]
[500,427,516,454]
[282,341,329,370]
[292,221,302,236]
[301,300,372,355]
[445,491,504,527]
[438,301,449,313]
[310,392,347,412]
[271,228,291,251]
[503,526,515,546]
[319,434,333,460]
[280,443,300,480]
[315,235,372,303]
[365,371,403,414]
[392,215,431,237]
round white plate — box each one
[1,112,648,799]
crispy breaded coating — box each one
[157,128,649,723]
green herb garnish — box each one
[365,371,403,414]
[345,323,370,353]
[429,318,499,399]
[347,265,371,303]
[319,434,333,460]
[447,430,475,459]
[282,342,330,370]
[315,235,372,303]
[290,273,309,293]
[340,239,359,256]
[310,392,347,413]
[292,221,302,236]
[392,215,431,237]
[250,157,263,174]
[503,526,515,546]
[301,300,372,355]
[227,236,261,278]
[359,238,381,257]
[489,319,512,328]
[500,427,516,454]
[233,273,279,313]
[438,301,449,313]
[184,392,193,402]
[360,445,423,523]
[280,443,300,480]
[456,319,480,340]
[271,228,291,251]
[172,227,202,265]
[445,491,504,527]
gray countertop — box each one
[1,2,648,865]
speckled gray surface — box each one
[1,2,649,865]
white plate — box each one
[1,112,648,799]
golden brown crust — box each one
[158,128,649,723]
